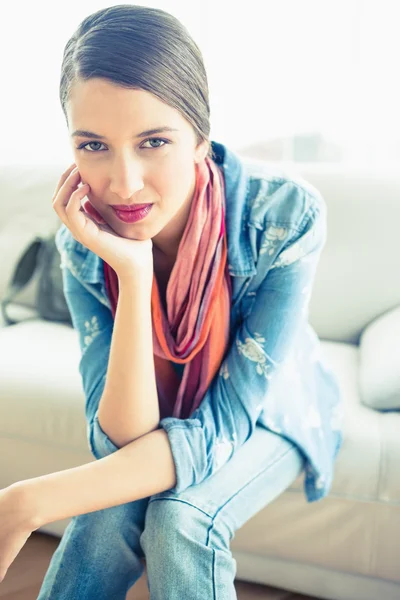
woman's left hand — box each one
[0,485,37,583]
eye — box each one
[140,137,169,149]
[76,137,170,153]
[77,141,106,153]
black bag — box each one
[1,233,73,327]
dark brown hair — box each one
[59,4,214,159]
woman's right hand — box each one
[52,163,154,282]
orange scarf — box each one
[102,157,232,420]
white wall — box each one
[0,0,398,168]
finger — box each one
[55,182,89,231]
[65,180,89,213]
[52,166,79,207]
[81,199,107,224]
[51,163,77,201]
[67,184,102,243]
[52,168,82,218]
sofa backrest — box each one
[1,160,399,344]
[298,164,400,344]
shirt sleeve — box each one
[159,197,327,493]
[59,260,121,459]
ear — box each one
[194,139,210,163]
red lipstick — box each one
[111,203,154,223]
[111,203,153,211]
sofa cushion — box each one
[289,341,400,503]
[358,305,400,410]
[1,321,399,505]
[0,320,88,452]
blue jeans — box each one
[37,426,305,599]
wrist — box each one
[118,267,153,287]
[8,481,44,531]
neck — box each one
[152,244,177,268]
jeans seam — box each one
[212,548,216,599]
[147,447,301,600]
[150,445,301,531]
[147,497,214,519]
[205,444,304,550]
[211,444,301,525]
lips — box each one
[111,204,153,212]
[111,204,154,223]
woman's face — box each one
[66,77,209,258]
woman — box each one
[0,4,343,598]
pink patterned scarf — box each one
[102,157,232,420]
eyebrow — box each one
[71,126,179,139]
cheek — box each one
[82,174,107,200]
[155,156,195,196]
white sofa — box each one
[1,159,399,600]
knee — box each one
[141,497,201,546]
[69,503,130,538]
[70,498,148,544]
[140,495,229,557]
[63,499,149,564]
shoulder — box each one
[241,157,326,233]
[234,158,327,282]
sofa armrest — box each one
[358,305,400,410]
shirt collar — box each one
[211,141,256,277]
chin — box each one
[115,225,153,241]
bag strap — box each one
[1,238,44,326]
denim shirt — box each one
[55,140,343,503]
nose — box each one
[109,157,144,200]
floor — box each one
[0,532,319,599]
